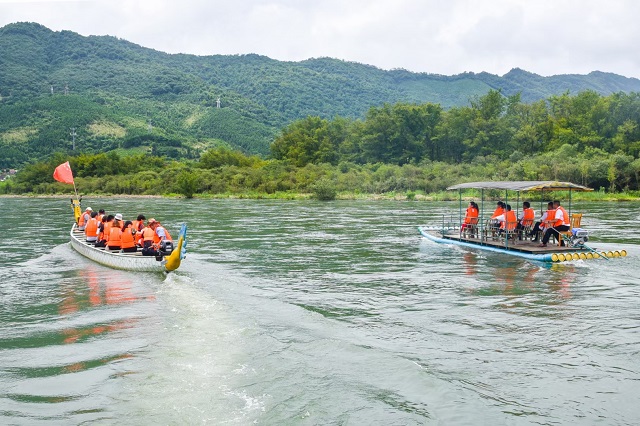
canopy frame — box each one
[447,181,593,192]
[447,181,591,248]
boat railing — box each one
[439,214,459,235]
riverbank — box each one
[2,189,639,201]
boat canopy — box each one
[446,181,593,192]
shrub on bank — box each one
[312,178,337,201]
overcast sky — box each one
[1,0,639,78]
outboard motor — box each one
[159,240,174,255]
[570,228,589,247]
[155,240,174,261]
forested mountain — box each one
[1,21,640,168]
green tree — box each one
[176,170,199,198]
[271,116,339,166]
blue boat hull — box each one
[419,226,556,263]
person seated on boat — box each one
[77,207,92,231]
[487,201,506,234]
[120,220,138,253]
[94,214,114,248]
[97,209,106,222]
[515,201,535,239]
[84,211,99,244]
[140,219,158,256]
[132,214,146,232]
[495,204,517,235]
[151,219,173,245]
[491,201,505,219]
[528,202,554,242]
[460,201,479,234]
[106,214,124,250]
[539,200,570,247]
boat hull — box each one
[70,225,172,272]
[417,226,607,263]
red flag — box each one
[53,161,75,185]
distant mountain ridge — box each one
[1,21,640,165]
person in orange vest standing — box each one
[539,200,570,247]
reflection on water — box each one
[0,252,158,423]
[460,247,574,298]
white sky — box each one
[1,0,639,78]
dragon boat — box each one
[68,199,187,272]
[418,181,627,263]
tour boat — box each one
[52,164,187,272]
[70,223,187,272]
[67,198,187,272]
[418,181,626,263]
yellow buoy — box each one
[558,253,566,262]
[607,251,614,258]
[551,253,559,262]
[579,253,587,260]
[602,252,609,258]
[586,252,593,259]
[571,253,579,260]
[620,250,627,257]
[613,251,620,258]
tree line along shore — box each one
[2,90,640,201]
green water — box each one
[0,197,639,425]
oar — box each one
[583,243,609,261]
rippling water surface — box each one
[1,197,639,425]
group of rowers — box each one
[461,199,571,247]
[76,207,173,255]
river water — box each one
[1,197,639,425]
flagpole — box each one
[53,161,82,223]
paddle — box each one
[583,243,609,261]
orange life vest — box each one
[107,226,122,248]
[132,220,144,232]
[78,212,90,227]
[553,206,569,227]
[464,207,479,224]
[102,222,113,242]
[153,226,173,244]
[521,207,535,226]
[121,226,136,249]
[541,209,555,229]
[85,218,99,238]
[491,207,504,219]
[505,210,517,230]
[139,227,155,246]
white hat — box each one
[86,207,93,211]
[115,213,123,221]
